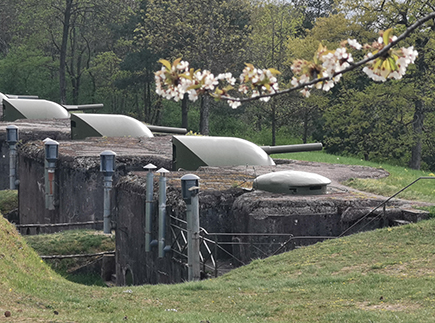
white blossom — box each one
[177,61,189,72]
[301,88,311,97]
[348,39,362,50]
[228,100,241,109]
[188,89,198,102]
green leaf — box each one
[173,57,182,68]
[158,59,172,70]
[268,68,281,75]
[383,28,393,45]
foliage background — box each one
[0,0,434,169]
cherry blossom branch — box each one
[154,11,435,108]
[221,11,435,103]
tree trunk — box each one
[59,0,73,104]
[271,102,276,146]
[409,99,424,170]
[303,106,308,144]
[181,94,189,129]
[200,95,210,135]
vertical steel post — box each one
[144,163,157,252]
[6,125,18,190]
[103,175,113,234]
[100,150,116,234]
[157,168,169,258]
[191,192,200,281]
[44,139,59,210]
[9,144,16,189]
[186,200,193,279]
[181,174,200,281]
[44,159,49,209]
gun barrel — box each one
[6,94,39,99]
[147,125,188,134]
[63,104,104,111]
[260,143,323,155]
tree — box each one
[247,0,303,145]
[321,82,414,163]
[290,0,336,30]
[135,0,252,134]
[0,44,57,97]
[16,0,132,104]
[0,0,19,56]
[333,0,435,169]
[153,9,434,171]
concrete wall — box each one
[115,179,185,285]
[0,120,70,190]
[114,174,248,285]
[17,137,173,233]
[18,152,104,233]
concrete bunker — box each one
[113,163,429,285]
[16,136,173,233]
[1,119,430,286]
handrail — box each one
[339,176,435,237]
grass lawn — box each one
[1,206,435,321]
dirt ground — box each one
[274,159,390,184]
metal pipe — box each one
[44,139,59,210]
[9,144,16,189]
[158,169,169,258]
[46,169,55,210]
[6,125,19,190]
[189,191,200,281]
[180,174,200,281]
[62,103,104,111]
[100,150,116,234]
[103,175,113,234]
[144,164,157,252]
[6,94,38,99]
[146,125,188,134]
[44,160,49,209]
[260,143,323,155]
[186,201,193,279]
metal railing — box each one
[15,220,103,235]
[169,177,435,278]
[339,176,435,237]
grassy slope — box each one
[0,190,17,214]
[2,213,435,322]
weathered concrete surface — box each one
[114,164,430,285]
[114,169,251,285]
[0,119,70,190]
[18,136,173,233]
[231,190,428,264]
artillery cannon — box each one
[172,135,322,171]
